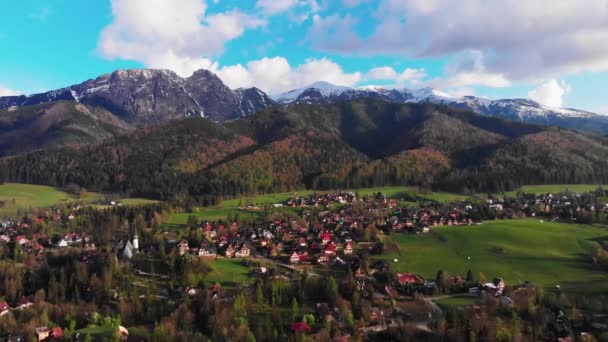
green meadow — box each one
[0,183,102,217]
[505,184,606,197]
[382,219,608,294]
[205,258,253,288]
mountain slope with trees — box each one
[2,99,608,200]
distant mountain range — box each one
[0,69,607,132]
[275,81,608,134]
[1,68,608,158]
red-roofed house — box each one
[16,296,33,310]
[343,242,353,255]
[324,242,337,255]
[290,252,300,264]
[0,301,9,316]
[290,322,311,334]
[16,235,28,245]
[397,273,420,285]
[321,232,331,245]
[50,327,63,340]
[297,251,309,262]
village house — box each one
[396,272,422,285]
[0,301,9,316]
[198,244,217,258]
[483,277,506,296]
[178,240,190,256]
[317,254,330,264]
[321,232,331,245]
[343,242,353,255]
[235,244,251,258]
[290,251,300,264]
[324,241,337,255]
[225,244,237,258]
[15,296,33,310]
[34,326,63,342]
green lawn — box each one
[505,184,606,196]
[90,197,159,210]
[205,258,253,288]
[0,183,102,217]
[382,219,608,294]
[119,198,159,206]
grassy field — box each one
[351,186,469,203]
[90,197,159,210]
[505,184,606,196]
[0,183,102,217]
[205,258,253,288]
[382,219,608,294]
[166,186,470,224]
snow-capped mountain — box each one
[2,70,607,133]
[276,81,352,104]
[0,69,274,124]
[275,83,608,134]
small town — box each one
[2,188,608,340]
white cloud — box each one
[215,57,361,95]
[256,0,320,17]
[528,79,572,108]
[256,0,298,15]
[442,87,476,98]
[597,107,608,116]
[98,0,264,77]
[364,66,427,86]
[0,86,21,96]
[421,50,511,89]
[309,0,608,81]
[395,68,427,84]
[365,66,397,80]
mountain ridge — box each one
[1,67,608,153]
[0,69,275,125]
[3,99,608,197]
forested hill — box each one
[2,99,608,200]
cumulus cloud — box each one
[309,0,608,81]
[365,66,397,80]
[442,87,476,98]
[215,57,361,95]
[98,0,264,77]
[256,0,298,15]
[256,0,320,17]
[0,86,21,96]
[364,66,427,86]
[528,79,572,108]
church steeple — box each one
[132,229,139,250]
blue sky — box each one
[1,0,607,114]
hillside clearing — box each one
[381,219,608,294]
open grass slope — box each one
[382,219,608,294]
[205,258,252,288]
[0,183,101,217]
